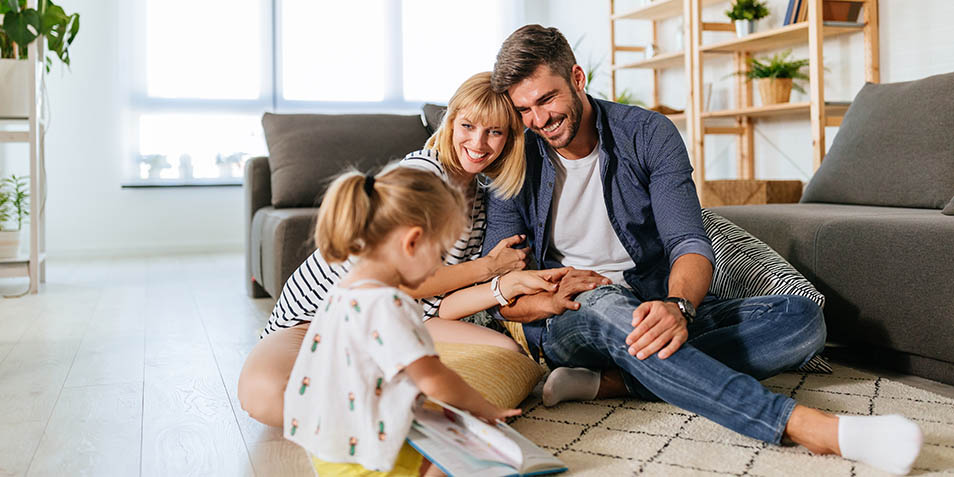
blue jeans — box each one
[539,286,826,444]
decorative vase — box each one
[757,78,794,105]
[0,230,21,258]
[734,19,757,37]
[0,59,31,118]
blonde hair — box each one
[425,72,526,199]
[315,164,467,263]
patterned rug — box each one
[509,363,954,476]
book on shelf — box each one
[406,399,568,477]
[783,0,798,25]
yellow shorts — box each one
[311,442,424,476]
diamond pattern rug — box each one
[509,363,954,476]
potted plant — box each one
[0,0,80,117]
[725,0,770,37]
[736,51,809,105]
[0,174,29,258]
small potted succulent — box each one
[0,174,30,258]
[736,51,810,105]
[725,0,770,37]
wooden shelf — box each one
[0,131,29,143]
[614,50,684,70]
[666,113,686,123]
[701,21,865,54]
[702,101,851,120]
[613,0,723,21]
[0,253,46,279]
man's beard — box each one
[536,92,584,149]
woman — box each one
[239,72,533,427]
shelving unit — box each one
[0,34,47,294]
[609,0,879,203]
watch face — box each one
[682,299,696,318]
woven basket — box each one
[757,77,793,105]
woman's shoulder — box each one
[400,149,447,180]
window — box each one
[125,0,523,186]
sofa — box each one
[245,105,447,298]
[712,72,954,385]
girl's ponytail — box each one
[315,172,374,262]
[314,164,466,264]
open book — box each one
[406,399,567,477]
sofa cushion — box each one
[251,206,319,296]
[813,210,954,364]
[801,72,954,209]
[421,103,447,136]
[262,113,430,208]
[702,209,825,308]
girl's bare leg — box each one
[424,318,523,354]
[237,323,309,427]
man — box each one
[482,24,922,475]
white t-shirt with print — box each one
[283,284,436,472]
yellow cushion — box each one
[435,342,544,409]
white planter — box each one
[0,230,22,258]
[734,20,757,37]
[0,59,31,118]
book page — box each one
[413,405,518,468]
[406,428,518,477]
[432,400,523,467]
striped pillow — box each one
[701,209,831,373]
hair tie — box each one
[363,175,376,196]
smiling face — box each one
[507,64,586,150]
[451,109,509,176]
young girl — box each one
[284,165,560,476]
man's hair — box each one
[491,24,577,94]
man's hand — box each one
[483,234,528,277]
[626,301,688,360]
[499,268,610,322]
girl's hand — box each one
[484,234,528,277]
[499,268,567,301]
[471,403,522,425]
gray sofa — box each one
[713,72,954,385]
[245,107,445,298]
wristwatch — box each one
[663,297,696,323]
[491,275,514,306]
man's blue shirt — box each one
[481,95,715,356]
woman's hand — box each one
[483,234,528,278]
[499,268,569,301]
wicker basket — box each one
[757,77,793,105]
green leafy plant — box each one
[0,0,80,71]
[725,0,770,21]
[0,174,29,231]
[735,50,810,93]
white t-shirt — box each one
[283,284,436,472]
[547,142,636,285]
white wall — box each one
[530,0,954,181]
[3,0,245,257]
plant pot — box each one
[0,230,22,258]
[757,78,793,105]
[734,20,757,37]
[0,59,32,118]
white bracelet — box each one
[490,275,512,306]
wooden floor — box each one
[2,253,953,476]
[0,254,312,477]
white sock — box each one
[542,367,600,407]
[838,414,923,475]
